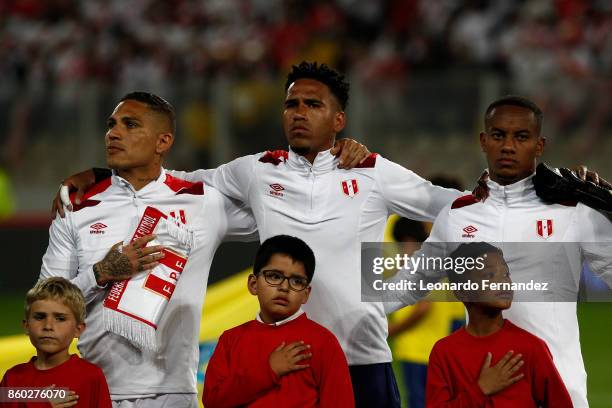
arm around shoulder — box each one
[168,154,257,203]
[210,189,258,242]
[375,156,462,223]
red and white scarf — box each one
[103,206,193,352]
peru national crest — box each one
[536,219,553,239]
[342,179,359,197]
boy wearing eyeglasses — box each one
[203,235,355,407]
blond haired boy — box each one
[1,277,111,407]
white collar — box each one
[287,147,338,175]
[112,167,166,193]
[485,171,538,205]
[256,308,304,327]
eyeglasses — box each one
[258,270,309,291]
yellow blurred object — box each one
[389,303,464,364]
[200,268,259,341]
[0,168,15,218]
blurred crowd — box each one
[0,0,610,203]
[2,0,610,90]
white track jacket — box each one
[40,169,256,397]
[171,148,462,365]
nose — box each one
[501,136,516,153]
[278,278,290,292]
[293,102,307,121]
[43,317,54,331]
[106,129,120,140]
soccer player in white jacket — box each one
[167,62,466,407]
[389,95,612,408]
[41,93,258,408]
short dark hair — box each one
[447,242,503,284]
[253,235,316,282]
[285,61,350,110]
[120,91,176,133]
[392,218,428,242]
[485,95,543,135]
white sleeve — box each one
[384,205,452,313]
[577,204,612,287]
[375,157,463,222]
[207,189,259,243]
[222,197,259,242]
[40,216,103,304]
[167,155,257,203]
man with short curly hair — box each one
[170,61,465,407]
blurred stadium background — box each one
[0,0,610,406]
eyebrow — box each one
[107,116,142,125]
[122,116,141,123]
[284,97,324,105]
[490,127,531,134]
[32,311,69,316]
[262,269,308,279]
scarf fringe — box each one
[103,307,158,353]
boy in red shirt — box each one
[426,243,572,407]
[203,235,354,407]
[1,277,111,408]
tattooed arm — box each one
[93,235,165,285]
[41,213,166,302]
[41,214,159,302]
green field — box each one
[1,294,610,406]
[0,293,27,336]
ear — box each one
[301,286,311,305]
[333,111,346,133]
[156,133,174,155]
[22,319,29,334]
[479,132,487,153]
[74,322,86,339]
[535,136,546,158]
[247,274,258,296]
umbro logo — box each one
[269,183,285,197]
[90,222,107,234]
[462,225,477,238]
